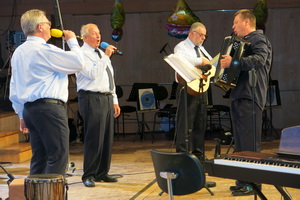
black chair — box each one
[152,85,177,141]
[207,105,232,132]
[115,86,139,139]
[150,150,206,200]
[169,81,178,100]
[206,86,233,144]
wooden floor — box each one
[1,133,300,200]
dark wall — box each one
[0,0,299,129]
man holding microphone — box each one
[76,23,120,187]
[9,9,84,175]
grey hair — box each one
[21,9,46,35]
[189,22,206,32]
[80,23,98,37]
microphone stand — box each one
[0,163,15,185]
[199,72,214,196]
[183,81,189,154]
[53,0,65,50]
[249,68,257,152]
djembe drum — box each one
[24,174,67,200]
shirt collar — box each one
[186,37,202,48]
[82,42,98,51]
[27,36,47,44]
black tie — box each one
[95,49,114,91]
[200,48,209,59]
[194,46,201,58]
[95,48,102,58]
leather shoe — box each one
[83,178,95,187]
[206,181,216,188]
[96,174,118,182]
[232,185,254,196]
[230,185,243,191]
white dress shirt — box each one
[76,43,118,105]
[174,38,213,82]
[9,36,84,118]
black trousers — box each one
[78,90,114,181]
[175,85,207,160]
[23,100,69,175]
[231,98,263,152]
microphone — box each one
[159,43,168,54]
[100,42,123,55]
[50,29,82,39]
[198,64,212,73]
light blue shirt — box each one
[174,37,212,63]
[9,36,84,118]
[174,38,213,81]
[76,43,118,105]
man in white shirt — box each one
[76,23,120,187]
[9,9,84,175]
[174,22,215,187]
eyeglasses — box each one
[39,21,52,27]
[194,31,208,39]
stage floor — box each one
[1,133,299,200]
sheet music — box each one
[211,53,220,67]
[164,54,202,82]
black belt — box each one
[27,98,65,105]
[78,90,112,95]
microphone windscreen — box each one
[203,64,212,71]
[100,42,109,49]
[198,64,212,72]
[50,29,63,38]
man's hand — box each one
[20,119,29,135]
[201,57,211,66]
[62,30,76,41]
[114,104,121,118]
[105,45,116,57]
[220,55,232,69]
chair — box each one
[115,86,140,139]
[150,150,205,200]
[152,85,177,141]
[207,105,232,132]
[206,87,232,145]
[169,81,178,100]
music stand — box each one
[127,83,159,140]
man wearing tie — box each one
[76,23,121,187]
[174,22,215,187]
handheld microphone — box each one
[100,42,123,55]
[198,64,212,73]
[50,29,82,39]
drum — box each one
[24,174,67,200]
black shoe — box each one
[206,181,216,188]
[229,185,243,191]
[232,185,254,196]
[95,174,118,182]
[83,178,95,187]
